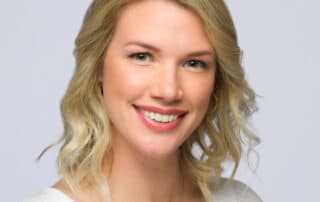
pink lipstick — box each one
[133,105,187,132]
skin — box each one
[54,1,216,202]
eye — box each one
[184,60,208,69]
[129,52,153,62]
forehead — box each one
[111,0,213,52]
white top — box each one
[23,188,73,202]
[209,178,262,202]
[24,179,262,202]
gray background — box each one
[1,0,319,201]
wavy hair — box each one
[42,0,260,201]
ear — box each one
[98,52,108,82]
[97,66,104,95]
[98,64,104,82]
[98,73,103,83]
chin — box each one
[136,142,180,160]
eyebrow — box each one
[124,41,215,57]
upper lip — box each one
[134,105,188,116]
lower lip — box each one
[134,107,185,132]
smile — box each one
[140,109,178,123]
[133,105,188,131]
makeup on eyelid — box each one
[124,49,214,69]
[102,0,216,158]
[124,42,215,57]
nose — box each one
[149,64,183,103]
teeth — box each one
[141,109,179,123]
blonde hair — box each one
[42,0,260,201]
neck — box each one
[102,134,198,202]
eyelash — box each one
[128,52,153,62]
[128,52,208,69]
[184,60,208,69]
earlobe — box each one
[98,82,104,95]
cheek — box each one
[183,75,215,111]
[102,57,149,105]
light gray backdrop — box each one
[1,0,319,201]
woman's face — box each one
[102,0,216,158]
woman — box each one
[26,0,261,201]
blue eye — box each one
[129,52,153,62]
[185,60,207,69]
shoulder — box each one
[23,188,74,202]
[207,177,262,202]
